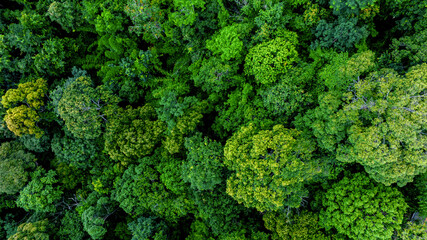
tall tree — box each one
[1,78,48,138]
[0,141,35,195]
[224,123,322,212]
[319,173,408,240]
[54,74,120,139]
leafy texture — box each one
[320,173,408,240]
[224,123,320,211]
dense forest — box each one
[0,0,426,239]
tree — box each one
[16,168,63,213]
[19,134,50,153]
[104,105,164,165]
[128,216,168,240]
[182,133,224,191]
[80,196,114,240]
[190,56,241,94]
[112,159,193,222]
[7,219,49,240]
[206,23,251,62]
[171,0,206,27]
[224,123,320,212]
[312,17,369,52]
[260,62,317,120]
[0,141,35,195]
[398,221,427,240]
[263,211,329,240]
[55,74,120,139]
[415,173,427,216]
[1,78,48,138]
[191,186,250,236]
[245,37,298,85]
[51,131,99,169]
[58,210,88,240]
[319,173,408,240]
[337,64,427,186]
[47,1,83,32]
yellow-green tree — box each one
[56,75,120,139]
[338,63,427,186]
[263,211,329,240]
[7,219,49,240]
[104,105,165,165]
[320,173,408,240]
[224,123,321,212]
[1,78,48,137]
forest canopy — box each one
[0,0,426,239]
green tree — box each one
[260,62,317,119]
[312,17,369,52]
[263,211,329,240]
[183,133,224,191]
[7,219,49,240]
[171,0,206,27]
[80,196,114,240]
[0,141,35,195]
[113,159,193,221]
[58,210,88,240]
[398,221,427,240]
[206,23,251,62]
[47,1,83,32]
[51,131,99,169]
[104,105,164,165]
[319,173,408,240]
[190,56,241,94]
[224,123,320,212]
[1,78,48,138]
[55,75,120,139]
[191,186,250,236]
[128,216,168,240]
[416,173,427,216]
[19,134,50,153]
[16,168,63,213]
[337,64,427,186]
[245,36,298,85]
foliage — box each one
[398,221,427,240]
[337,64,427,186]
[191,186,250,236]
[260,62,317,119]
[51,131,99,169]
[224,123,320,212]
[112,160,193,221]
[183,133,224,191]
[319,173,408,240]
[263,211,329,240]
[416,173,427,216]
[206,23,250,62]
[55,75,120,139]
[58,210,87,240]
[0,0,425,238]
[7,219,49,240]
[0,141,35,195]
[16,168,63,213]
[19,134,50,152]
[128,216,168,240]
[245,37,298,85]
[312,17,369,52]
[1,78,48,138]
[104,105,165,165]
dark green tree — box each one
[0,141,35,195]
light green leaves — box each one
[320,173,408,240]
[245,37,298,85]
